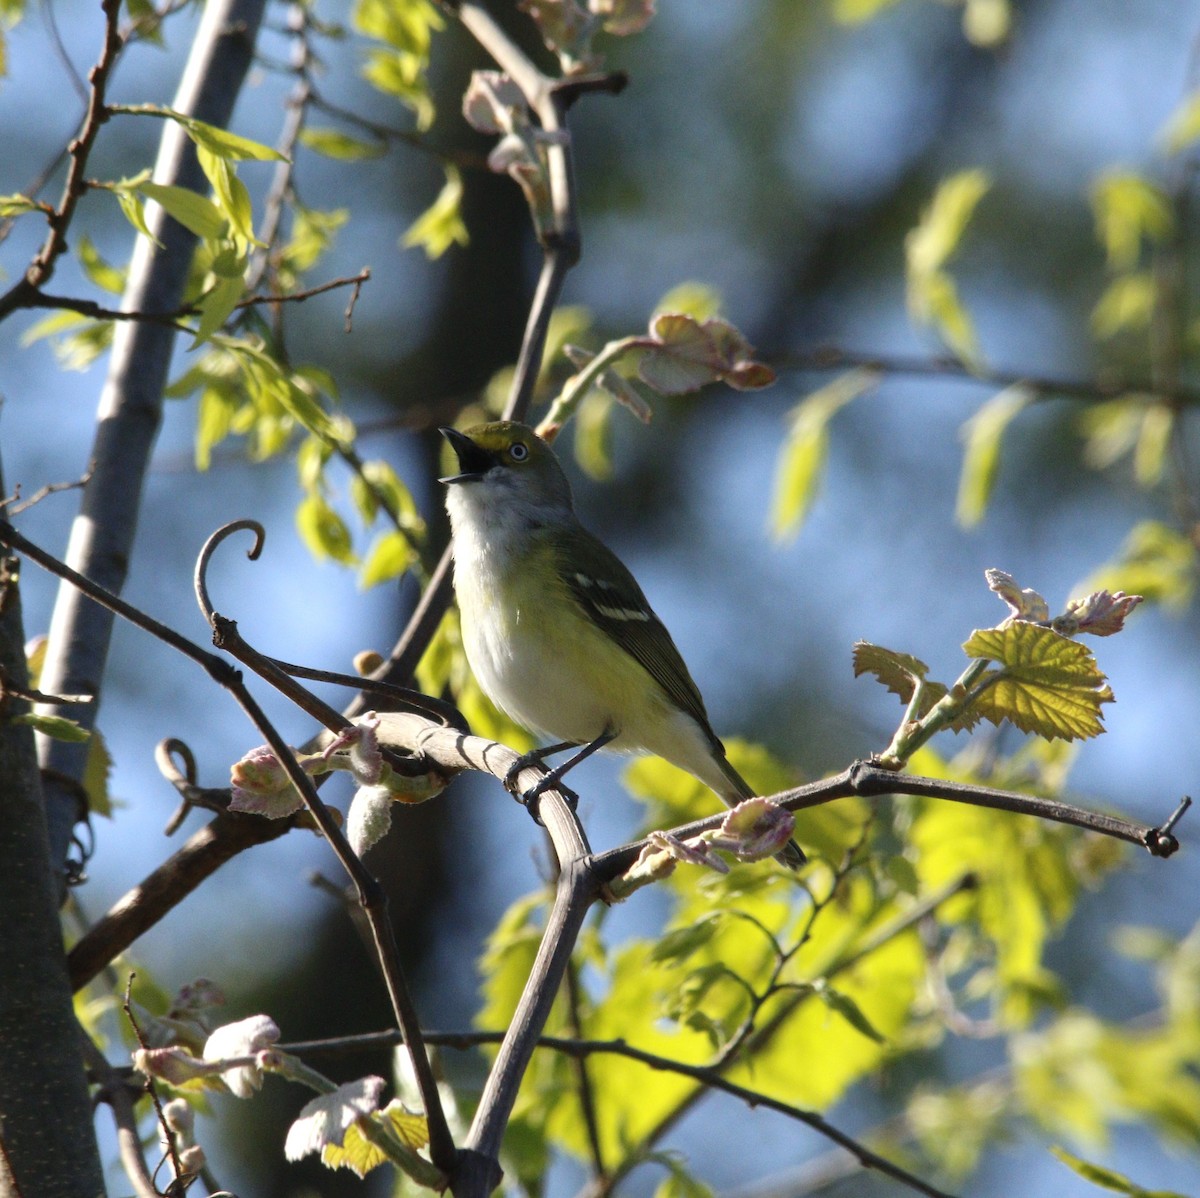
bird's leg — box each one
[503,741,580,795]
[507,730,617,815]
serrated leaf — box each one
[319,1100,430,1176]
[296,493,355,564]
[964,624,1113,741]
[955,384,1033,528]
[299,127,387,160]
[83,727,113,817]
[15,713,90,742]
[770,369,878,540]
[139,181,227,240]
[402,166,468,258]
[852,641,981,732]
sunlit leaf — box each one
[1078,520,1196,610]
[1160,89,1200,155]
[296,492,355,564]
[963,623,1113,741]
[76,235,126,295]
[770,369,878,540]
[1049,1146,1188,1197]
[962,0,1010,47]
[1092,272,1156,338]
[955,384,1033,527]
[906,169,991,278]
[14,713,90,742]
[0,192,39,216]
[359,530,416,588]
[299,127,387,160]
[1090,171,1172,272]
[138,181,227,240]
[402,166,468,258]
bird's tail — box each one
[715,755,806,870]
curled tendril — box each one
[194,520,265,626]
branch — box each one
[591,761,1186,883]
[0,0,123,322]
[32,0,270,893]
[280,1028,958,1198]
[777,344,1200,407]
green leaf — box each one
[1133,403,1173,487]
[299,127,386,160]
[167,111,285,161]
[955,384,1033,528]
[1050,1145,1189,1196]
[906,170,990,363]
[770,369,878,540]
[14,713,90,742]
[196,146,258,243]
[295,493,355,564]
[1079,521,1197,610]
[906,169,991,278]
[651,281,722,322]
[649,918,719,965]
[0,192,39,216]
[359,530,416,588]
[113,187,157,242]
[851,641,981,732]
[83,727,113,818]
[138,181,227,239]
[1160,89,1200,155]
[76,235,126,295]
[192,271,246,348]
[963,623,1114,741]
[962,0,1011,47]
[816,983,887,1044]
[402,166,468,258]
[1092,272,1156,338]
[1091,171,1173,272]
[832,0,901,20]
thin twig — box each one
[81,1032,160,1198]
[0,0,124,322]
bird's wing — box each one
[549,525,718,742]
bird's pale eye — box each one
[508,441,530,462]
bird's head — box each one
[439,422,574,516]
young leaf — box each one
[816,983,887,1044]
[851,641,981,731]
[13,713,90,742]
[770,369,878,540]
[296,493,355,564]
[963,623,1114,741]
[1090,171,1173,272]
[192,272,246,348]
[76,235,126,294]
[1050,1145,1188,1197]
[1092,272,1156,338]
[299,127,387,160]
[174,113,286,161]
[1079,520,1196,610]
[284,1077,386,1162]
[0,192,40,216]
[1160,89,1200,154]
[138,181,227,240]
[402,166,469,258]
[955,384,1033,528]
[359,530,416,588]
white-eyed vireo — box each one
[440,421,804,869]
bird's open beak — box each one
[439,427,494,484]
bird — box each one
[439,420,804,869]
